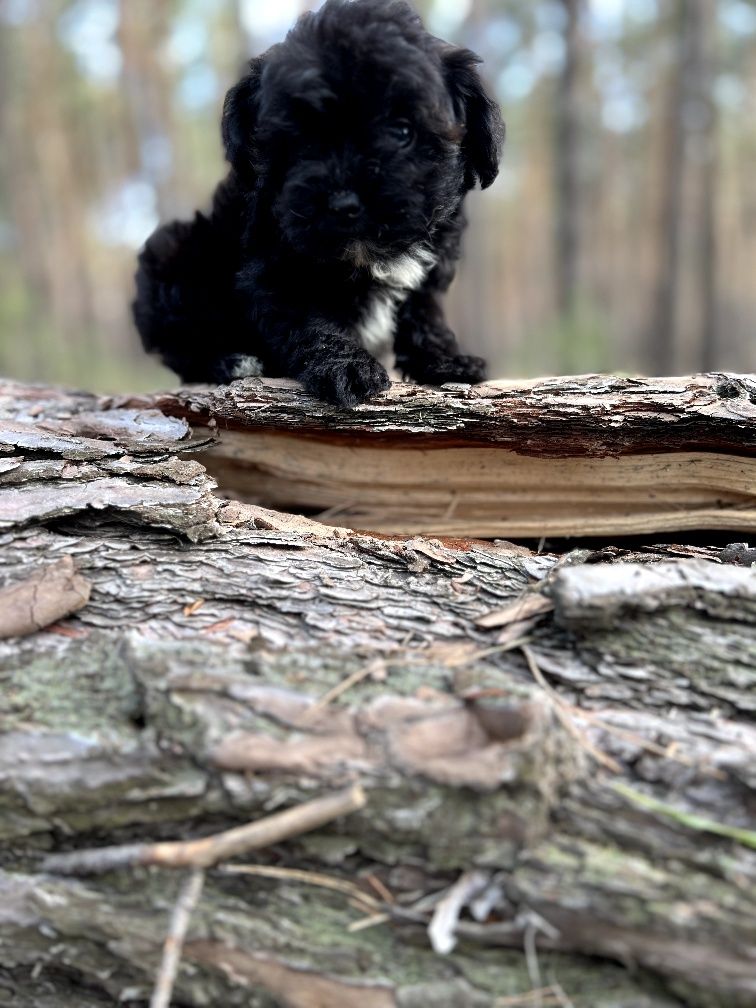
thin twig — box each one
[532,663,718,779]
[307,659,385,715]
[448,638,535,667]
[442,492,460,520]
[576,708,724,778]
[219,863,380,912]
[494,990,562,1008]
[549,980,575,1008]
[521,645,622,774]
[347,912,392,933]
[524,922,543,1004]
[522,644,717,778]
[364,872,395,904]
[315,499,358,521]
[222,864,394,938]
[42,785,366,876]
[150,868,205,1008]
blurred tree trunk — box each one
[0,24,47,316]
[646,0,689,375]
[648,0,720,376]
[18,9,95,362]
[555,0,583,346]
[449,0,504,371]
[691,0,720,371]
[118,0,178,220]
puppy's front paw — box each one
[305,353,391,407]
[442,354,487,384]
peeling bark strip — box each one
[135,372,756,453]
[0,386,220,540]
[0,377,755,1007]
[552,558,756,628]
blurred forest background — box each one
[0,0,753,391]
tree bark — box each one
[0,378,754,1008]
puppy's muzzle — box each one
[329,190,362,222]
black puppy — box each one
[133,0,504,407]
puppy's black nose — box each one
[329,190,362,220]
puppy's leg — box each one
[133,215,255,382]
[265,320,391,407]
[233,271,389,406]
[394,288,487,386]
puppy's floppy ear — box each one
[442,47,504,190]
[222,57,264,173]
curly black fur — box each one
[133,0,504,406]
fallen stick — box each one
[520,644,622,774]
[42,785,366,876]
[149,868,205,1008]
[219,863,381,911]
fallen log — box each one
[0,376,754,1008]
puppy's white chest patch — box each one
[355,247,435,356]
[370,247,436,289]
[356,294,398,355]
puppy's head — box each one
[222,0,504,262]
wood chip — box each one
[496,617,542,647]
[44,623,90,639]
[201,618,235,635]
[228,624,260,644]
[183,598,206,617]
[406,537,449,563]
[428,870,491,955]
[476,594,554,630]
[0,557,91,639]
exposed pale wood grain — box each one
[196,431,756,536]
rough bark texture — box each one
[130,372,756,454]
[0,377,754,1008]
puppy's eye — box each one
[387,120,414,148]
